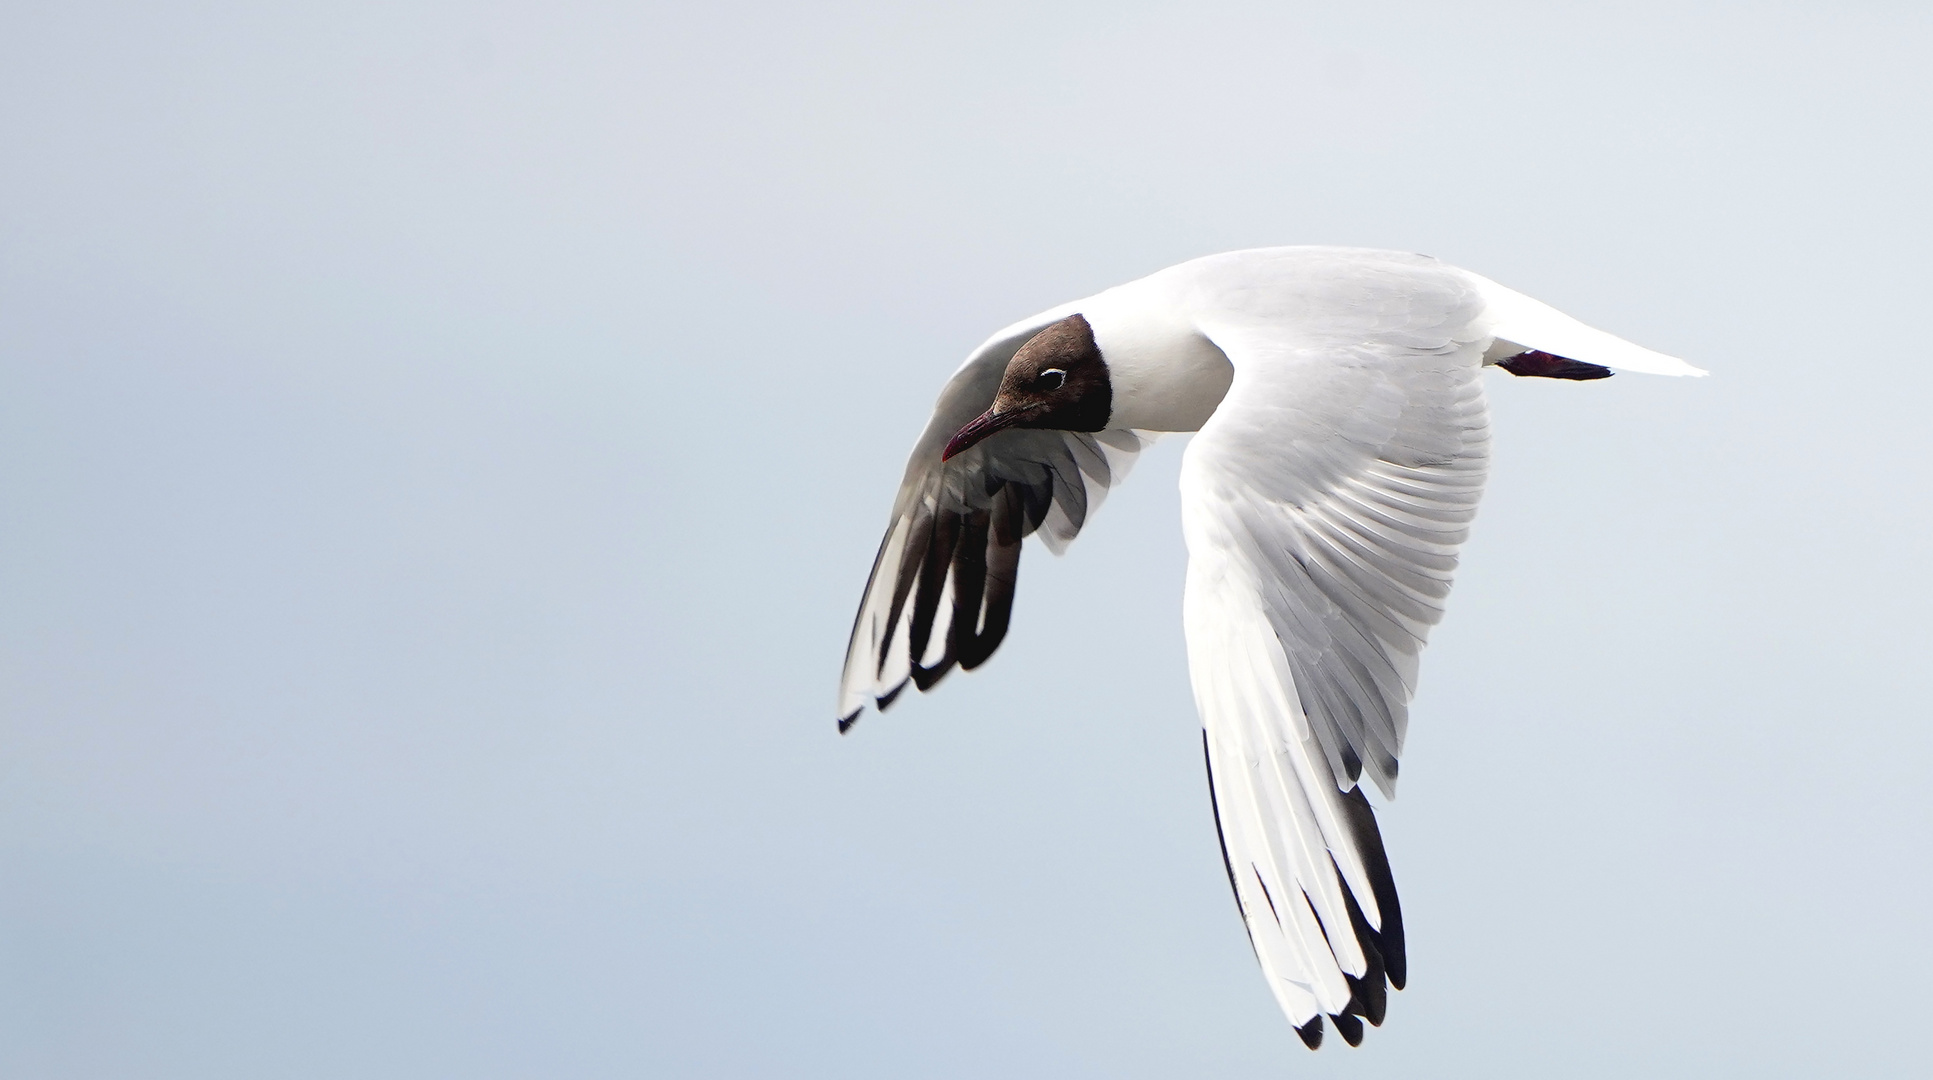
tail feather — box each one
[1471,276,1707,377]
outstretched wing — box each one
[837,313,1147,729]
[1178,253,1494,1047]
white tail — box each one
[1472,276,1708,377]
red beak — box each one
[941,408,1021,461]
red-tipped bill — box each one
[941,409,1019,461]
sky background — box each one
[3,2,1930,1077]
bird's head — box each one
[941,313,1113,461]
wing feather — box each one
[837,316,1148,727]
[1179,253,1492,1038]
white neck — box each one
[1082,285,1233,432]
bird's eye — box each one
[1037,368,1066,391]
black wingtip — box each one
[837,711,860,734]
[1330,1010,1364,1047]
[1295,1016,1324,1050]
[1338,786,1407,991]
[908,658,956,692]
[1497,349,1614,380]
[1345,969,1387,1027]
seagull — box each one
[835,247,1703,1049]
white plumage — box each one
[836,247,1703,1048]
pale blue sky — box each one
[3,2,1929,1076]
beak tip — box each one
[941,409,1005,462]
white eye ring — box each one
[1037,368,1067,390]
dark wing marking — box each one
[1202,739,1408,1047]
[837,317,1145,728]
[1497,348,1613,380]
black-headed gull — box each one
[836,247,1703,1049]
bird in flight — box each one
[835,247,1703,1049]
